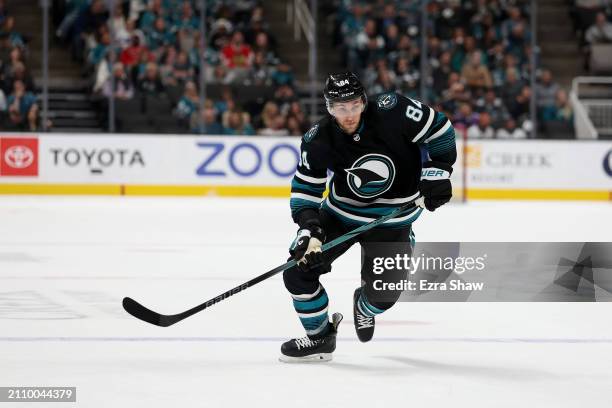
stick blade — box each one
[122,297,175,327]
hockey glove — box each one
[289,220,328,272]
[418,161,453,211]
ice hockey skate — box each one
[280,313,343,363]
[353,287,375,342]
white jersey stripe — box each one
[331,184,419,207]
[295,170,327,185]
[412,106,435,143]
[325,199,421,224]
[423,119,452,144]
[291,192,322,203]
[291,285,322,300]
[297,307,328,319]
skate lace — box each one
[356,313,374,329]
[295,337,317,350]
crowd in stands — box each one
[569,0,612,72]
[49,0,588,138]
[0,0,46,131]
[56,0,310,135]
[331,0,574,138]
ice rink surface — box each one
[1,196,611,408]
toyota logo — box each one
[5,145,34,169]
[604,149,612,177]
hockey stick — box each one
[122,197,422,327]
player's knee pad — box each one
[282,266,320,295]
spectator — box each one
[139,0,164,30]
[432,51,453,97]
[174,1,198,32]
[72,0,108,62]
[252,31,277,65]
[467,112,494,139]
[101,62,134,100]
[215,86,236,117]
[7,79,37,129]
[56,0,90,41]
[453,102,479,132]
[1,16,24,48]
[286,115,303,135]
[221,31,253,69]
[536,70,560,114]
[4,61,34,94]
[368,65,397,95]
[476,90,510,128]
[223,108,255,135]
[138,62,164,94]
[191,100,224,134]
[501,67,524,108]
[88,28,111,68]
[159,47,178,87]
[496,118,527,139]
[211,64,231,84]
[248,51,272,86]
[258,114,289,136]
[147,18,173,58]
[173,50,194,84]
[210,18,233,51]
[575,0,608,33]
[119,34,146,70]
[542,89,573,122]
[175,80,199,121]
[287,101,309,131]
[256,101,280,130]
[508,85,531,121]
[586,11,612,42]
[271,63,294,87]
[273,84,297,114]
[354,18,385,69]
[109,5,129,46]
[461,50,493,90]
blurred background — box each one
[2,0,612,138]
[0,0,610,200]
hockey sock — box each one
[357,291,386,317]
[291,285,330,339]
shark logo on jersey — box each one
[376,93,397,110]
[345,154,396,198]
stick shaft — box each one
[123,200,420,326]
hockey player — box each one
[280,72,456,362]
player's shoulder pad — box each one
[373,92,400,111]
[302,116,331,143]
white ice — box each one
[1,196,611,408]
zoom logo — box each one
[604,149,612,177]
[196,142,299,178]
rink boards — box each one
[0,133,610,201]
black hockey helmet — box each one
[323,72,367,115]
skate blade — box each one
[279,353,333,363]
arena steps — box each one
[537,1,587,87]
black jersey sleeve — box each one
[289,124,328,226]
[393,94,457,164]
